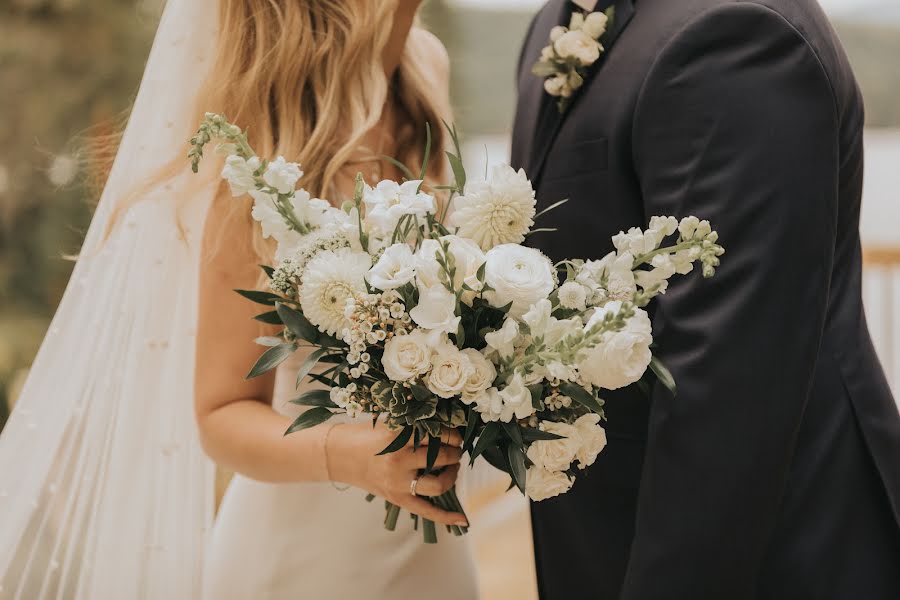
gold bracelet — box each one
[324,423,351,492]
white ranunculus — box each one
[363,179,436,237]
[484,317,520,359]
[558,281,588,311]
[484,244,556,318]
[263,156,303,194]
[554,30,601,66]
[526,421,580,472]
[526,466,574,501]
[382,329,434,382]
[447,165,536,251]
[409,284,460,335]
[427,343,474,399]
[367,243,416,290]
[460,349,497,399]
[573,413,607,469]
[298,249,371,336]
[582,11,609,39]
[221,155,260,197]
[578,303,653,390]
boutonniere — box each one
[531,8,615,113]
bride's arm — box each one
[194,193,468,526]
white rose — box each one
[526,421,580,472]
[483,317,520,359]
[573,413,607,469]
[582,12,609,39]
[554,30,601,66]
[363,179,436,237]
[526,466,574,501]
[558,281,588,311]
[382,329,433,382]
[460,349,497,399]
[427,343,474,399]
[263,156,303,194]
[578,303,653,390]
[221,155,260,197]
[409,284,460,335]
[484,244,556,319]
[367,243,416,290]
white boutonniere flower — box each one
[532,9,613,113]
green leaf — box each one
[650,355,677,396]
[508,445,527,494]
[531,61,559,77]
[481,445,512,477]
[424,433,442,476]
[559,382,605,414]
[410,384,433,403]
[235,289,282,306]
[254,336,283,347]
[533,198,569,221]
[253,310,282,325]
[284,407,333,435]
[381,155,416,182]
[501,421,524,450]
[446,151,467,194]
[455,321,466,350]
[419,122,432,181]
[295,348,330,388]
[470,422,500,465]
[463,409,480,451]
[377,426,414,455]
[259,264,275,278]
[290,389,337,408]
[276,302,319,343]
[247,343,296,379]
[521,427,565,443]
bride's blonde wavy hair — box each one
[103,0,447,257]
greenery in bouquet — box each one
[190,114,724,543]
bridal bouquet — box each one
[190,114,724,543]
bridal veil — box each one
[0,1,220,597]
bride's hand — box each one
[329,422,469,527]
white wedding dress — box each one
[202,353,478,600]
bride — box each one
[0,0,477,598]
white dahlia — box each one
[448,164,536,251]
[299,248,371,336]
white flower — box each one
[409,284,460,335]
[649,215,679,237]
[364,179,436,237]
[526,466,574,501]
[526,421,580,472]
[474,373,535,423]
[558,281,588,311]
[460,349,497,400]
[448,165,536,251]
[554,30,602,66]
[299,249,371,336]
[543,74,572,98]
[414,236,485,304]
[549,25,567,43]
[221,155,260,197]
[573,413,607,469]
[578,303,653,390]
[249,190,291,240]
[484,317,520,359]
[263,156,303,195]
[522,298,554,339]
[484,244,556,318]
[582,12,609,39]
[606,252,637,301]
[367,243,416,290]
[612,227,659,256]
[382,329,434,383]
[427,343,474,399]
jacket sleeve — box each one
[621,5,840,598]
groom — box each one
[512,0,900,598]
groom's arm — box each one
[623,5,841,599]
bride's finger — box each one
[413,464,460,497]
[397,495,468,527]
[441,428,463,448]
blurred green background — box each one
[1,0,899,430]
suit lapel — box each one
[526,0,637,187]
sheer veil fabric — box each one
[0,1,221,597]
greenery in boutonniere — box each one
[531,7,615,113]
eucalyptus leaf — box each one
[295,348,330,388]
[247,343,296,379]
[254,336,283,347]
[284,407,334,435]
[253,310,282,325]
[235,289,282,306]
[290,389,337,408]
[650,356,677,396]
[276,302,319,343]
[559,382,605,415]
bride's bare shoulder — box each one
[409,27,450,81]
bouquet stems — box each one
[372,485,469,544]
